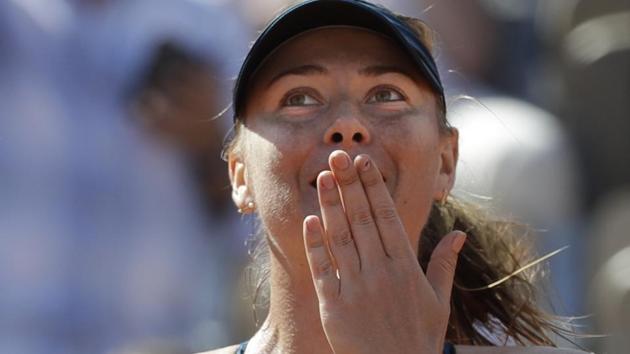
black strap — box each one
[443,341,457,354]
[235,340,456,353]
[235,341,247,354]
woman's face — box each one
[230,27,457,258]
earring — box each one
[238,201,256,214]
[439,189,449,206]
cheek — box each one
[390,123,441,195]
[243,129,309,232]
[386,123,442,242]
[395,156,439,243]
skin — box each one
[201,27,588,354]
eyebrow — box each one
[266,64,328,88]
[358,65,414,78]
[265,64,415,88]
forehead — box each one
[251,26,421,82]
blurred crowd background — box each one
[0,0,628,353]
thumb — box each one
[425,230,466,306]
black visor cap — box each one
[232,0,444,120]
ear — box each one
[228,152,254,213]
[433,128,459,201]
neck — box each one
[247,248,333,354]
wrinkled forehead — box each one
[249,26,422,85]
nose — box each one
[323,114,371,148]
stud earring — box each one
[238,201,256,214]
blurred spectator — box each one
[545,0,629,351]
[448,96,584,321]
[127,39,256,351]
[557,0,630,210]
[589,187,630,354]
[129,42,231,218]
[0,0,251,353]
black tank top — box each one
[235,340,456,353]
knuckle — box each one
[361,170,382,187]
[331,229,353,247]
[307,237,325,249]
[350,208,373,226]
[337,171,360,186]
[315,259,334,276]
[431,253,456,274]
[374,206,398,223]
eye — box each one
[283,92,320,107]
[366,87,405,103]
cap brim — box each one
[233,0,443,119]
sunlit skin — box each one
[205,27,586,354]
[236,27,457,265]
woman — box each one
[202,1,587,353]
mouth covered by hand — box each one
[301,149,466,354]
[308,154,387,190]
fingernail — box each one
[333,152,349,170]
[360,156,371,172]
[306,216,320,232]
[320,173,335,190]
[451,231,467,253]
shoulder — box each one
[455,345,593,354]
[194,344,240,354]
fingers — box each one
[354,154,414,260]
[303,215,340,300]
[425,231,466,306]
[328,151,385,268]
[317,171,361,276]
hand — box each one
[303,150,466,354]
